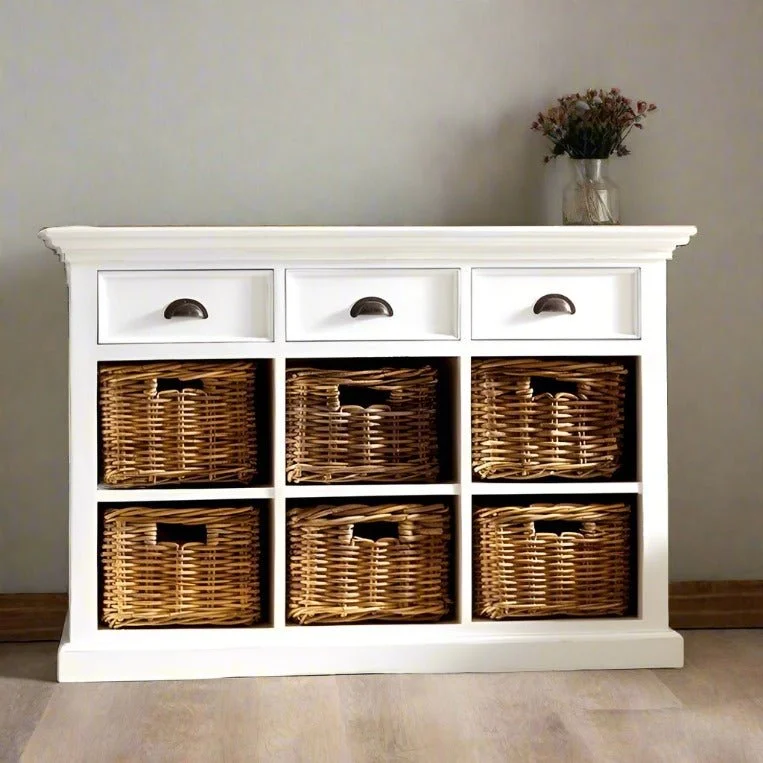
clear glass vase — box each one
[562,158,620,225]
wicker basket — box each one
[288,502,452,624]
[473,502,631,618]
[102,506,261,628]
[285,365,439,483]
[472,358,627,480]
[100,361,257,487]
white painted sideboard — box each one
[41,225,696,683]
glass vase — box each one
[562,158,620,225]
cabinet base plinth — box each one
[58,624,683,683]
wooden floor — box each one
[2,631,762,762]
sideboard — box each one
[41,225,696,682]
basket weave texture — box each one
[102,506,261,628]
[100,361,257,487]
[473,502,630,618]
[286,366,439,484]
[472,358,627,480]
[288,502,451,624]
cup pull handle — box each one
[164,298,209,320]
[533,293,576,315]
[350,296,393,318]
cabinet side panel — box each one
[638,262,670,627]
[68,266,100,641]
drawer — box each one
[471,268,639,340]
[286,269,459,341]
[98,270,273,343]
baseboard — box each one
[0,594,68,642]
[669,580,763,629]
[2,583,762,642]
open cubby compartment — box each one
[98,500,273,629]
[286,495,458,625]
[472,493,638,621]
[97,359,273,489]
[471,356,638,483]
[285,356,458,485]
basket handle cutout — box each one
[533,520,584,536]
[352,521,399,542]
[156,522,207,546]
[339,384,390,408]
[156,377,205,393]
[529,376,578,397]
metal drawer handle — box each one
[533,293,576,315]
[350,296,393,318]
[164,298,209,320]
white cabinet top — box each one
[40,225,696,266]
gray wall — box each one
[1,0,761,591]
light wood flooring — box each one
[2,630,762,762]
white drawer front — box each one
[472,268,639,339]
[286,269,459,341]
[98,270,273,343]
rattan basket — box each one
[100,361,257,487]
[473,502,631,618]
[288,502,452,624]
[102,506,261,628]
[472,358,627,480]
[285,365,439,483]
